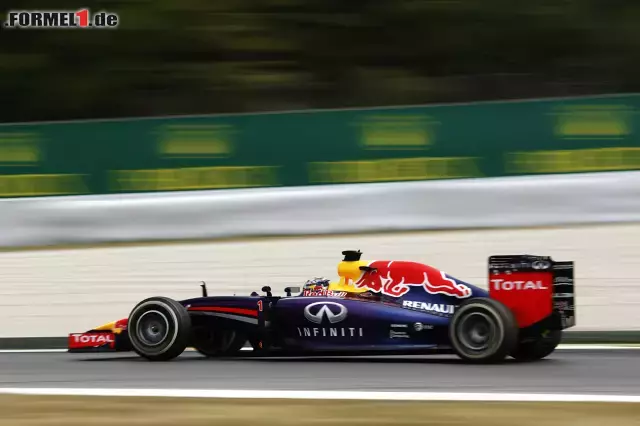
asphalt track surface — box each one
[1,349,639,395]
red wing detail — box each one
[489,271,554,328]
[188,306,259,317]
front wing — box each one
[68,319,132,353]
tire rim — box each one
[457,312,496,351]
[136,310,170,347]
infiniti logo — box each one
[304,301,348,324]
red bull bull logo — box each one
[354,261,472,299]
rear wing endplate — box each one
[488,255,575,329]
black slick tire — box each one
[449,297,518,364]
[510,329,562,361]
[127,296,191,361]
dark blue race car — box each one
[68,250,575,363]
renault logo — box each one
[304,301,348,324]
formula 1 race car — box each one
[68,251,575,363]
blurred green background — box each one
[2,0,640,123]
[0,95,638,197]
[2,1,640,198]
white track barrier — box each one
[0,170,640,248]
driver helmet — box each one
[303,277,330,291]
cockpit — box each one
[299,250,371,295]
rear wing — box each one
[488,255,575,330]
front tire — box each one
[128,296,191,361]
[510,329,562,361]
[449,298,518,364]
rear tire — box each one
[449,298,518,364]
[191,325,247,357]
[510,329,562,361]
[128,296,191,361]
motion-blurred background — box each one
[3,0,640,122]
[0,1,639,340]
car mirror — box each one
[284,286,300,297]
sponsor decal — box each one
[413,322,434,331]
[69,333,114,346]
[532,260,551,270]
[304,301,348,324]
[490,279,548,291]
[553,293,574,298]
[302,289,347,298]
[71,333,114,344]
[390,330,410,339]
[554,277,574,286]
[391,324,408,328]
[554,264,573,270]
[402,300,455,315]
[297,327,363,338]
[354,261,472,299]
[300,302,363,338]
[114,318,128,331]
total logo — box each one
[491,279,549,290]
[300,301,363,338]
[402,300,455,315]
[70,333,114,344]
